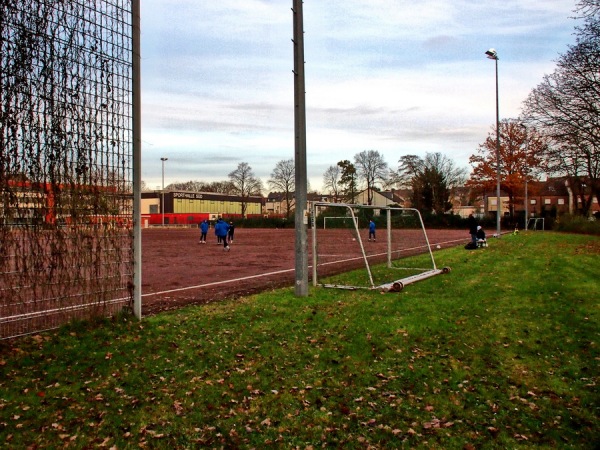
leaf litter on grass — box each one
[0,232,598,448]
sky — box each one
[140,0,578,193]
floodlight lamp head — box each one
[485,48,498,60]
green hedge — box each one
[552,214,600,235]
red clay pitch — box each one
[142,227,468,315]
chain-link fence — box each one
[1,1,134,339]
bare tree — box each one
[522,1,600,211]
[140,180,151,192]
[396,155,423,189]
[322,165,341,200]
[204,181,237,194]
[228,162,263,218]
[575,0,600,25]
[268,159,295,220]
[399,152,467,214]
[353,150,388,205]
[164,180,237,194]
[166,180,205,191]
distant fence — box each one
[1,1,134,339]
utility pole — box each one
[521,124,529,230]
[132,0,142,319]
[293,0,308,296]
[161,157,168,226]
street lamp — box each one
[521,124,529,230]
[486,48,502,238]
[161,157,168,226]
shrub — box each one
[553,214,600,235]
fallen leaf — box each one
[173,401,183,415]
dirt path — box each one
[142,227,468,315]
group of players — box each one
[198,218,235,251]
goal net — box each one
[323,216,359,229]
[312,203,449,292]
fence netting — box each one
[1,0,134,339]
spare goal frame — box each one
[311,202,449,292]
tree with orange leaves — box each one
[467,119,547,221]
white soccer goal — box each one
[527,217,545,231]
[311,202,450,292]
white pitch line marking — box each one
[142,267,295,298]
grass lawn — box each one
[1,232,598,449]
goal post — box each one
[311,202,450,292]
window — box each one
[558,198,565,205]
[530,199,537,205]
[544,199,551,205]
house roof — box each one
[378,189,405,204]
[266,192,287,202]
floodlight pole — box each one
[161,157,168,227]
[132,0,142,319]
[292,0,308,296]
[486,49,502,238]
[521,124,529,230]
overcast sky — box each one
[140,0,578,192]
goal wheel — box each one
[391,281,404,292]
[442,266,451,274]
